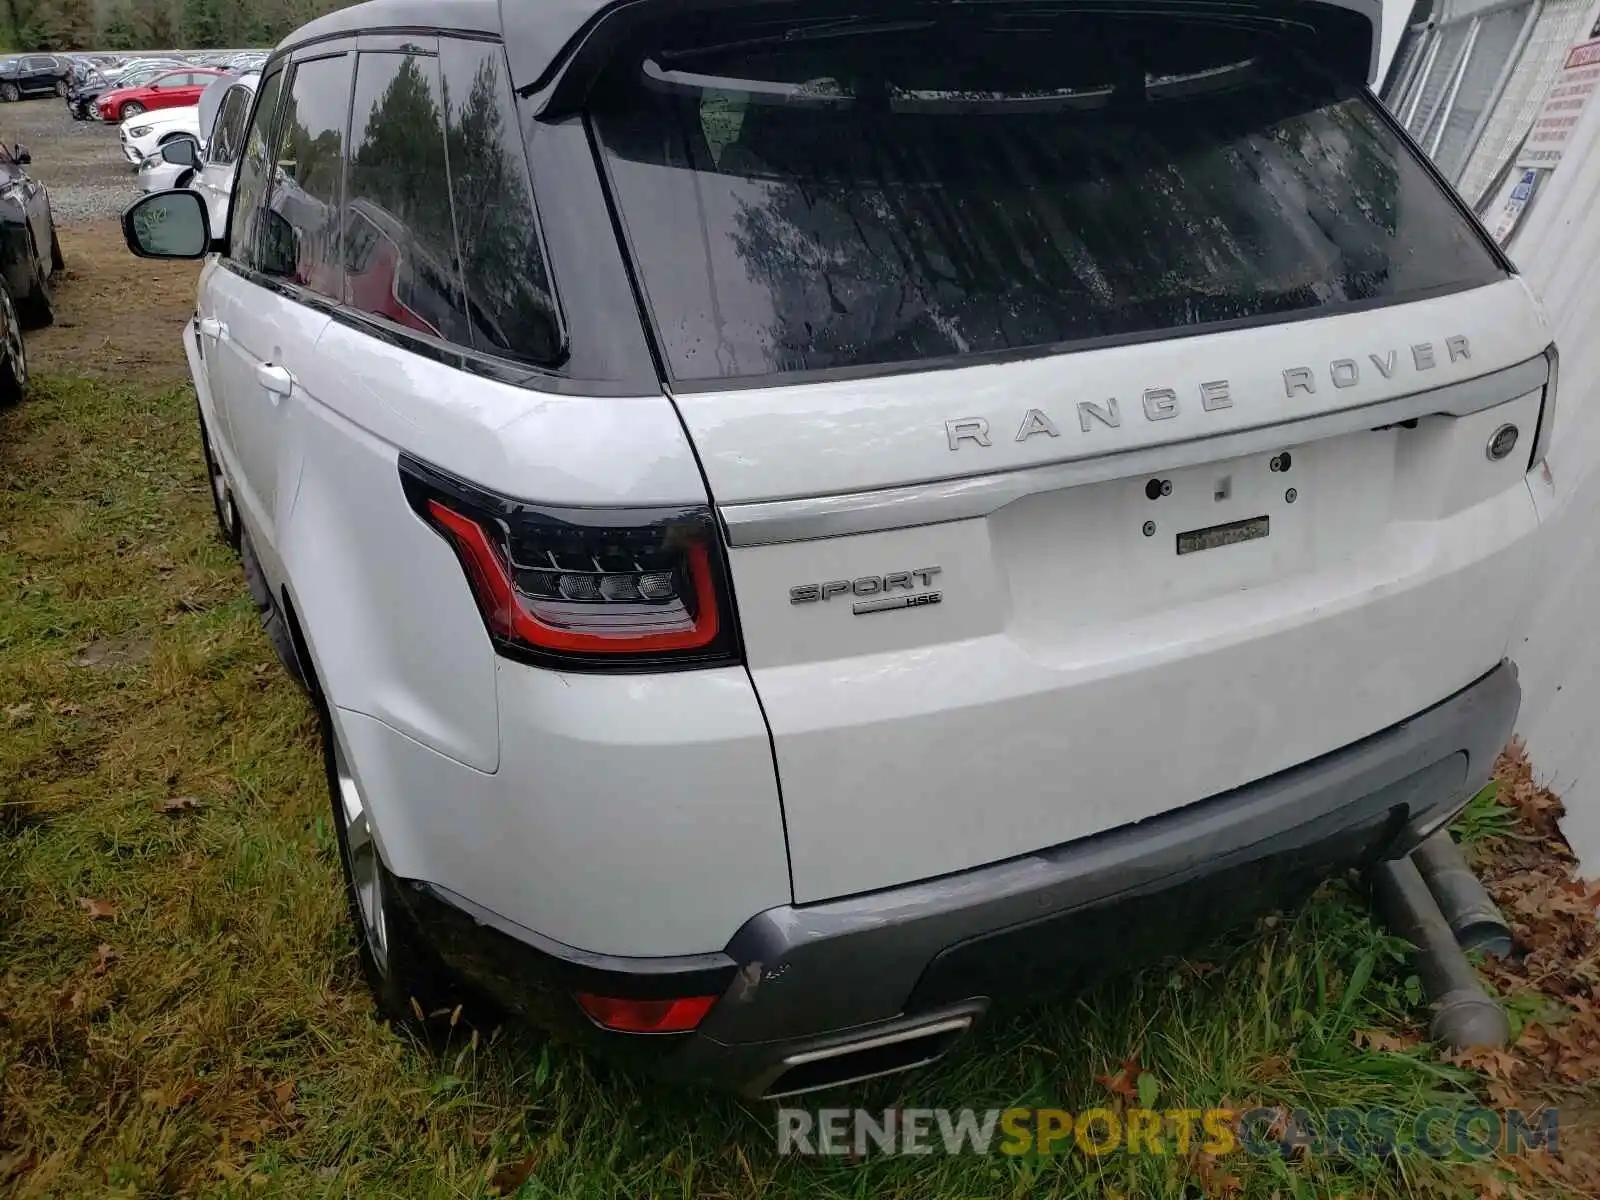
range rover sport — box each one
[122,0,1560,1098]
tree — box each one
[180,0,223,47]
[100,2,138,49]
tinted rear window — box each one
[591,12,1505,384]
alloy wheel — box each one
[3,288,24,383]
[333,730,389,974]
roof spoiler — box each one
[511,0,1384,119]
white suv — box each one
[122,0,1558,1097]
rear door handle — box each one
[255,363,294,402]
[198,317,227,341]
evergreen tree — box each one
[180,0,223,47]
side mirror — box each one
[160,138,197,167]
[13,144,29,165]
[122,189,212,260]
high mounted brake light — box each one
[399,455,739,670]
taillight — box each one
[1529,341,1558,472]
[399,455,740,670]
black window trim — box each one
[224,33,624,394]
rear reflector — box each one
[574,992,718,1033]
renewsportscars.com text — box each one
[776,1106,1559,1159]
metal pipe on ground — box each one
[1412,830,1514,956]
[1368,855,1511,1050]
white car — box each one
[136,148,192,193]
[191,73,257,238]
[123,0,1561,1098]
[120,106,200,166]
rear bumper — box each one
[394,660,1518,1096]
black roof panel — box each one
[279,0,1383,106]
[279,0,508,48]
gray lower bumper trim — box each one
[699,661,1518,1046]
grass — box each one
[0,370,1573,1198]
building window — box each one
[1390,1,1537,186]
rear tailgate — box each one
[681,290,1549,901]
[588,4,1554,901]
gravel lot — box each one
[1,94,140,221]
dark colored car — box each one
[0,142,62,328]
[0,54,72,103]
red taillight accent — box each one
[574,992,718,1033]
[425,499,722,655]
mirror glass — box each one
[124,190,209,258]
[161,137,197,167]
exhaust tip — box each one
[763,1013,976,1099]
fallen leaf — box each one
[92,943,117,975]
[4,702,33,722]
[490,1153,539,1195]
[271,1080,296,1115]
[158,795,203,815]
[1095,1051,1147,1101]
[142,1081,200,1110]
[76,897,117,920]
[1354,1029,1421,1053]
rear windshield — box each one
[590,11,1506,384]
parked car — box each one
[68,59,187,120]
[193,73,257,237]
[123,0,1559,1097]
[0,141,60,329]
[137,144,196,194]
[0,54,72,103]
[121,106,202,167]
[139,73,258,200]
[97,67,225,123]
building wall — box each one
[1500,83,1600,870]
[1458,0,1600,203]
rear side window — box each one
[264,54,353,300]
[439,38,563,365]
[344,50,476,344]
[592,11,1507,383]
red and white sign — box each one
[1519,37,1600,168]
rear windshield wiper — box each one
[655,18,936,65]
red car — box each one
[97,68,225,123]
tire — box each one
[119,101,144,121]
[175,169,194,190]
[54,80,67,98]
[0,84,17,103]
[320,696,456,1029]
[49,224,63,273]
[0,282,26,407]
[196,403,239,550]
[240,530,305,688]
[15,231,53,330]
